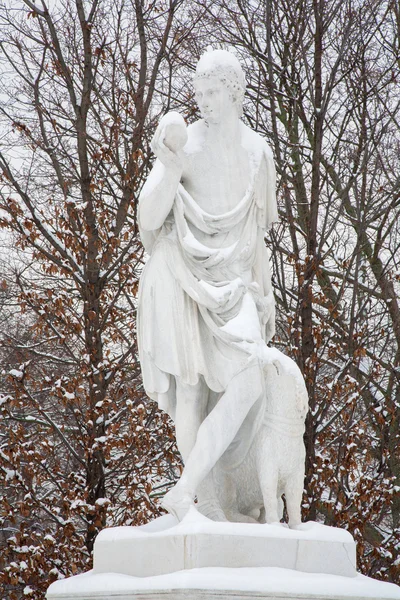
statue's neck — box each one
[206,116,241,146]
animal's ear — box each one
[272,360,281,375]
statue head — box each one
[194,48,246,118]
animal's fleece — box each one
[215,348,309,528]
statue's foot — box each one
[196,499,228,522]
[162,484,194,521]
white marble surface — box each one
[91,511,356,579]
[137,48,282,521]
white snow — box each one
[9,369,23,379]
[70,499,87,510]
[44,534,56,543]
[5,469,18,481]
[160,111,185,128]
[97,508,354,544]
[47,567,400,599]
[221,292,261,341]
[95,498,110,507]
[195,48,246,91]
[182,229,215,255]
[49,567,64,579]
[199,277,243,305]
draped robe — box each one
[137,121,278,466]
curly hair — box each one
[194,48,246,117]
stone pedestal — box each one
[93,512,356,578]
[46,509,400,600]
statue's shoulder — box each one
[184,119,207,155]
[240,122,273,160]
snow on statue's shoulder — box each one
[239,121,272,157]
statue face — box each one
[194,76,236,124]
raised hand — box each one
[151,112,187,172]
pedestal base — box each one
[93,510,357,579]
[46,510,400,600]
[46,568,400,600]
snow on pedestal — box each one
[46,509,400,600]
[92,510,357,578]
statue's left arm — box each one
[254,141,278,343]
[255,142,278,230]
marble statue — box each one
[137,48,302,523]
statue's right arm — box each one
[138,158,182,231]
[139,119,184,231]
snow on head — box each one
[194,47,246,115]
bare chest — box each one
[182,143,251,215]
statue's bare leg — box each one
[174,377,208,461]
[174,378,226,521]
[162,362,263,520]
[195,388,227,521]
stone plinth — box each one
[93,511,356,579]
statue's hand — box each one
[151,115,186,173]
[257,291,275,325]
